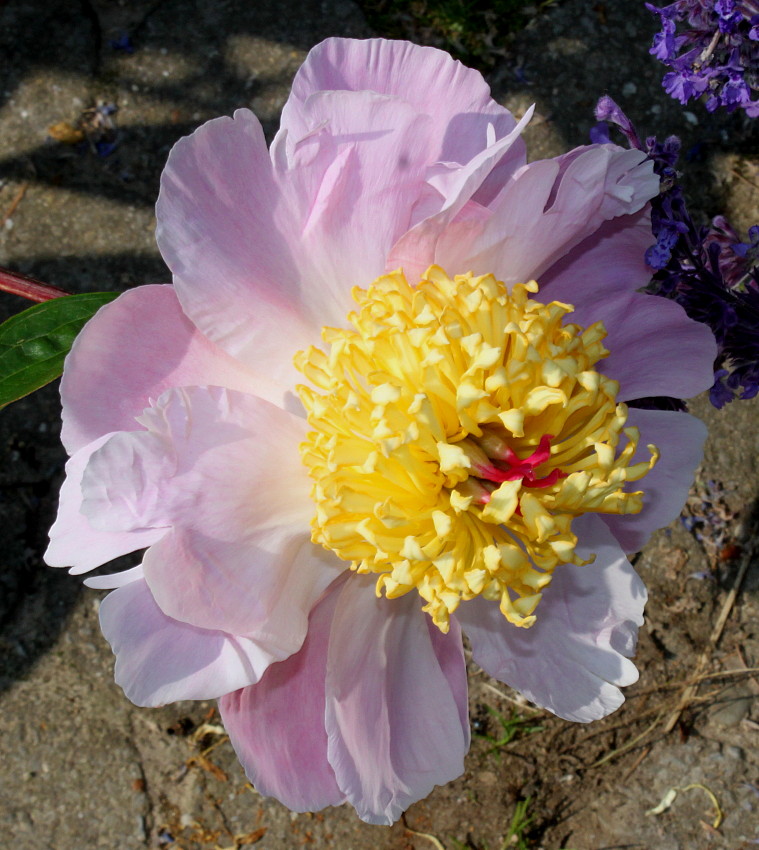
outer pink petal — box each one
[60,285,273,456]
[457,515,646,723]
[602,408,707,552]
[539,209,654,305]
[325,574,468,825]
[156,110,319,377]
[100,577,279,706]
[433,145,658,284]
[273,91,436,318]
[284,37,522,165]
[219,577,347,813]
[587,291,716,401]
[45,434,164,574]
[81,386,342,647]
[387,108,533,283]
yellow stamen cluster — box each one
[295,267,658,633]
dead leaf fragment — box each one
[47,121,84,144]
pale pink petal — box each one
[426,616,470,746]
[273,91,436,317]
[602,408,707,552]
[100,577,278,706]
[219,576,347,813]
[538,223,716,401]
[81,386,342,647]
[84,565,143,589]
[285,37,522,165]
[325,574,468,825]
[457,515,646,723]
[433,145,658,284]
[45,434,165,575]
[60,285,276,456]
[156,109,320,376]
[539,209,654,305]
[585,291,716,401]
[387,108,533,282]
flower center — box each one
[295,267,658,633]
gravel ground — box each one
[1,1,757,849]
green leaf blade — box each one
[0,292,119,407]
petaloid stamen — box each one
[295,266,658,633]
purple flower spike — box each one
[647,0,759,115]
[594,96,759,407]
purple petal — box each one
[578,290,716,401]
[433,145,658,285]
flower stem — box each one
[0,266,69,302]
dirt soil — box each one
[1,1,758,849]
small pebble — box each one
[622,82,637,96]
[683,111,698,125]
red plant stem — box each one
[0,266,69,302]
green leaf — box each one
[0,292,119,408]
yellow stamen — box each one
[295,267,657,633]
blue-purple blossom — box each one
[595,95,759,407]
[647,0,759,115]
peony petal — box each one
[426,616,470,746]
[458,514,646,723]
[539,209,654,306]
[325,574,468,825]
[45,434,165,575]
[273,90,436,318]
[84,564,144,589]
[387,108,533,282]
[542,284,717,402]
[80,385,342,646]
[602,408,707,552]
[219,576,347,813]
[156,109,319,377]
[60,284,275,456]
[100,577,278,706]
[284,37,522,165]
[433,145,658,284]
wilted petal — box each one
[219,577,346,812]
[458,514,646,723]
[325,575,468,825]
[100,577,278,706]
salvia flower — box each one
[595,94,759,407]
[647,0,759,115]
[47,39,715,825]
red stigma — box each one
[476,434,567,490]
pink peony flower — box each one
[46,38,716,825]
